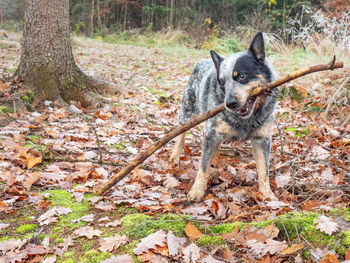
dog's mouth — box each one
[236,96,257,117]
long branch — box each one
[94,56,343,196]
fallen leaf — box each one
[261,223,279,239]
[100,255,135,263]
[27,155,42,169]
[94,201,115,211]
[222,226,239,243]
[59,236,74,252]
[282,243,304,255]
[183,243,201,263]
[42,256,57,263]
[0,201,8,212]
[185,222,203,240]
[319,254,339,263]
[105,219,122,227]
[167,230,186,256]
[0,223,9,230]
[315,215,339,235]
[23,172,41,190]
[133,230,167,255]
[38,206,72,226]
[202,255,224,263]
[99,235,128,252]
[73,226,102,239]
[0,238,26,253]
[248,239,288,257]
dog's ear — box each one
[210,50,224,77]
[249,32,265,61]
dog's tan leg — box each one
[251,138,278,201]
[170,133,185,165]
[187,133,221,202]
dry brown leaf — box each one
[133,230,167,255]
[315,215,339,235]
[100,255,135,263]
[167,230,186,256]
[59,236,74,252]
[0,201,8,212]
[282,243,304,255]
[261,223,279,239]
[248,239,288,257]
[38,206,72,226]
[99,235,128,252]
[222,226,239,243]
[26,155,42,169]
[183,243,201,263]
[42,256,57,263]
[23,172,41,190]
[94,201,115,211]
[319,254,339,263]
[0,238,26,253]
[105,219,122,227]
[185,222,203,240]
[73,226,102,239]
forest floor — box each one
[0,31,350,263]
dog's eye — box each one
[238,73,247,80]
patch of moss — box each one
[121,213,188,239]
[196,235,224,247]
[16,224,38,234]
[45,190,92,227]
[343,231,350,248]
[79,249,111,263]
[81,238,93,251]
[121,240,139,254]
[275,212,319,240]
[209,221,246,234]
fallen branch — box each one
[94,56,343,196]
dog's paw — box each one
[187,189,205,202]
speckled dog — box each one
[170,32,279,201]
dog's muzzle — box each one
[225,96,238,110]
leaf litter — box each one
[0,33,349,262]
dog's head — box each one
[210,32,274,118]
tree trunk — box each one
[123,0,128,30]
[18,0,110,107]
[90,0,95,36]
[169,0,174,28]
[96,0,102,31]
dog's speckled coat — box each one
[171,32,279,201]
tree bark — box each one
[96,0,102,31]
[17,0,111,107]
[89,0,95,36]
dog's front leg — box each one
[251,137,278,201]
[187,131,221,202]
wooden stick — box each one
[94,56,343,196]
[249,56,343,97]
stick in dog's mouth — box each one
[236,95,258,116]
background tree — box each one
[17,0,110,107]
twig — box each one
[279,217,291,243]
[276,119,284,156]
[249,56,343,98]
[324,76,350,117]
[84,117,103,164]
[94,57,343,196]
[43,156,123,167]
[341,112,350,129]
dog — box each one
[170,32,279,201]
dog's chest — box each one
[214,117,271,141]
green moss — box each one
[196,235,224,247]
[303,249,310,259]
[81,239,93,251]
[16,224,38,234]
[0,106,14,114]
[121,213,188,239]
[45,189,92,227]
[275,212,319,240]
[121,240,139,254]
[209,222,246,234]
[343,231,350,248]
[79,249,111,263]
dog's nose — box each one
[226,97,238,110]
